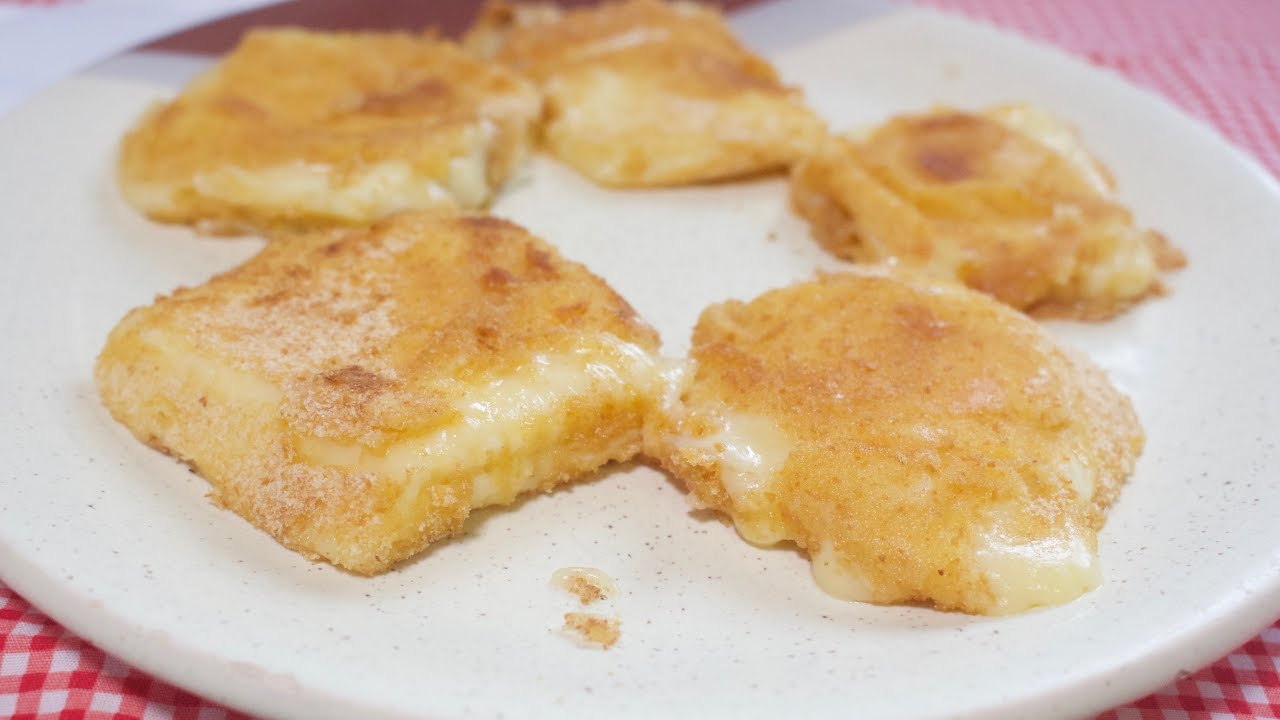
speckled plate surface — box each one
[2,5,1279,719]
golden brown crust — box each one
[790,107,1184,320]
[95,211,661,573]
[645,270,1144,614]
[464,0,826,186]
[118,28,541,234]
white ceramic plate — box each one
[2,5,1279,719]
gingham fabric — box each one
[2,1,1279,718]
[919,0,1280,179]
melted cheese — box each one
[974,515,1100,615]
[297,335,660,511]
[551,566,618,602]
[182,121,497,219]
[672,400,793,546]
[710,413,792,505]
[139,327,657,518]
[984,104,1112,194]
[810,541,876,603]
[139,328,283,406]
[986,104,1159,303]
[190,161,450,219]
[1077,222,1158,299]
[1063,453,1094,510]
[444,119,497,208]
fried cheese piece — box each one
[790,105,1186,320]
[118,29,541,235]
[95,212,662,574]
[645,270,1144,614]
[464,0,826,187]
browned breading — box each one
[790,105,1186,319]
[644,269,1144,614]
[95,211,663,574]
[563,612,621,649]
[464,0,826,187]
[118,28,541,235]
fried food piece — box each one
[118,29,541,235]
[464,0,826,187]
[563,612,620,649]
[95,212,662,574]
[790,105,1186,319]
[645,270,1144,614]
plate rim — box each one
[2,5,1280,719]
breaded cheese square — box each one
[644,269,1144,615]
[95,212,662,574]
[790,105,1186,320]
[117,29,541,235]
[464,0,826,187]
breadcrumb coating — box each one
[645,269,1144,614]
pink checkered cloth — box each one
[3,0,1280,718]
[921,0,1280,179]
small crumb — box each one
[767,231,778,242]
[551,566,616,605]
[563,612,620,649]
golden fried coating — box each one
[645,270,1144,614]
[464,0,826,187]
[118,29,541,235]
[790,105,1186,319]
[95,212,662,574]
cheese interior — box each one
[139,326,657,517]
[1075,220,1158,300]
[164,120,498,219]
[810,540,877,603]
[985,105,1158,301]
[139,327,284,407]
[984,104,1111,195]
[670,400,793,545]
[705,412,792,508]
[296,335,660,511]
[974,514,1100,615]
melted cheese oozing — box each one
[551,566,618,601]
[297,335,659,510]
[974,517,1100,615]
[810,540,877,603]
[670,395,793,545]
[1077,222,1158,299]
[984,105,1112,195]
[711,413,792,505]
[183,121,497,219]
[987,105,1158,301]
[443,119,497,208]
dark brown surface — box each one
[145,0,763,55]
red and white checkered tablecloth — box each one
[920,0,1280,179]
[2,0,1279,718]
